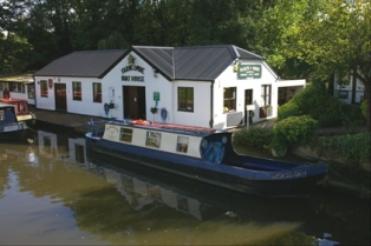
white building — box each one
[0,74,35,105]
[333,72,365,104]
[34,45,305,129]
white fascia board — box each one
[276,79,306,88]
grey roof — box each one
[133,45,263,81]
[34,49,127,78]
[34,45,263,81]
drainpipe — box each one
[209,81,214,128]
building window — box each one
[261,85,272,106]
[178,87,194,112]
[245,89,253,106]
[120,128,133,143]
[145,131,161,148]
[224,87,236,113]
[27,84,35,99]
[176,136,189,153]
[72,81,82,101]
[92,82,102,103]
[40,80,48,97]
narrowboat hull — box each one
[86,135,326,197]
[0,122,28,140]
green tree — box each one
[257,0,371,131]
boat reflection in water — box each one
[0,129,368,245]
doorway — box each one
[123,86,146,119]
[54,83,67,112]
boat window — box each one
[0,110,4,121]
[176,136,189,153]
[120,128,133,143]
[145,131,161,148]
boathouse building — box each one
[34,45,305,129]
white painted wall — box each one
[334,73,365,104]
[34,52,305,129]
[213,60,277,129]
[34,76,107,117]
[172,80,211,127]
[102,51,174,121]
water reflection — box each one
[0,129,369,245]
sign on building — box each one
[237,63,261,79]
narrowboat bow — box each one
[0,103,27,138]
[85,120,327,197]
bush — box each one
[341,103,366,127]
[361,100,368,120]
[233,127,273,149]
[273,115,318,145]
[278,101,301,120]
[317,133,371,164]
[279,82,345,127]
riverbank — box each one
[30,106,102,134]
[234,138,371,199]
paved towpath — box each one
[30,106,103,133]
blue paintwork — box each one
[0,105,26,135]
[85,121,328,196]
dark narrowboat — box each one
[0,103,28,138]
[85,120,327,197]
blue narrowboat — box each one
[0,103,27,138]
[85,120,327,197]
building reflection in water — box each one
[35,130,207,220]
[1,129,366,245]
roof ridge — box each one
[132,45,174,50]
[234,45,263,59]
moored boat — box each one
[0,98,35,123]
[85,120,328,197]
[0,103,28,138]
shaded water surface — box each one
[0,129,369,245]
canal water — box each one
[0,128,369,245]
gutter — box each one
[209,81,214,128]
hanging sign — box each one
[121,54,145,82]
[237,62,261,79]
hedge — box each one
[271,115,318,157]
[278,82,347,127]
[317,133,371,164]
[233,127,273,149]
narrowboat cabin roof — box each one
[108,120,219,137]
[0,102,14,108]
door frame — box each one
[123,85,146,120]
[54,83,67,112]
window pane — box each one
[176,136,189,153]
[120,128,133,142]
[93,83,102,103]
[27,84,35,99]
[145,131,161,148]
[178,87,194,112]
[73,81,82,101]
[223,87,236,113]
[40,80,48,97]
[261,85,272,106]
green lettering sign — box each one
[237,63,261,79]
